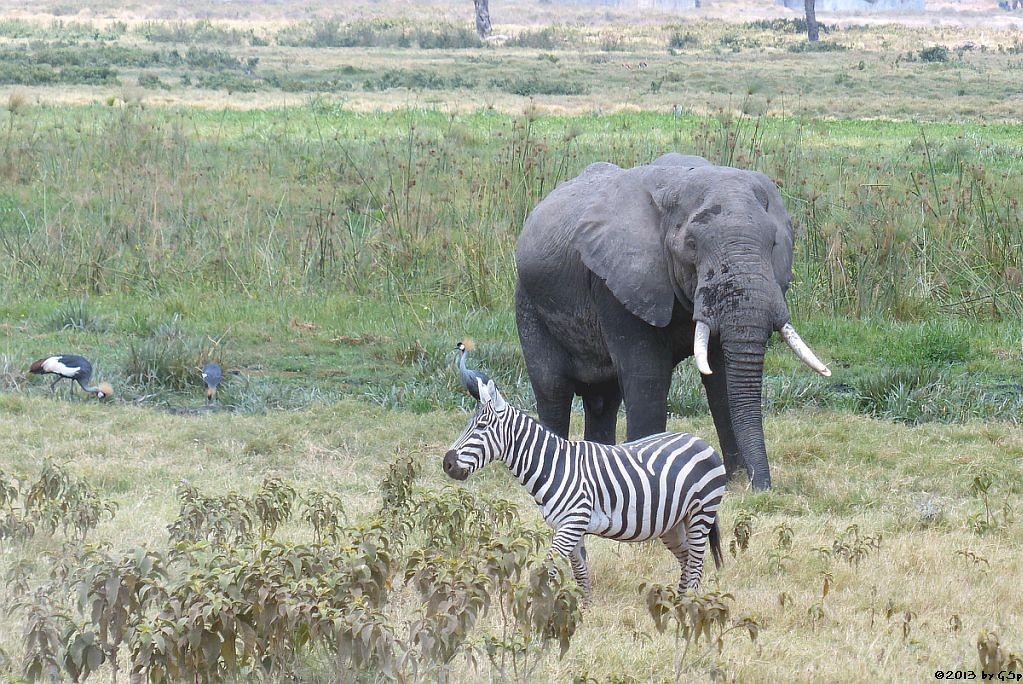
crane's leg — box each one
[49,376,61,393]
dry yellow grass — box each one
[0,394,1019,680]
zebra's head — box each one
[443,378,509,481]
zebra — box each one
[442,378,727,597]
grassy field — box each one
[0,2,1022,682]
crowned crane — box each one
[456,339,490,400]
[201,362,222,404]
[29,355,113,399]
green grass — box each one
[0,105,1020,323]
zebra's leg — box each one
[682,515,717,590]
[660,523,691,591]
[570,544,591,599]
[548,527,590,600]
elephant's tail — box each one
[709,519,724,570]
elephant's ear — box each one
[574,169,675,327]
[750,171,795,286]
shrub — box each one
[667,29,700,50]
[415,25,480,49]
[506,27,566,49]
[44,299,110,333]
[194,72,259,92]
[137,19,256,46]
[888,320,971,365]
[744,18,832,34]
[489,75,588,96]
[123,315,211,391]
[184,46,241,70]
[788,40,847,53]
[919,45,950,62]
[137,73,170,90]
[275,19,411,48]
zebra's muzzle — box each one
[443,450,469,480]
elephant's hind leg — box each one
[516,287,576,437]
[582,381,622,444]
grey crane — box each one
[456,339,490,401]
[201,362,223,403]
[29,355,113,399]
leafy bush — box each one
[415,25,480,49]
[506,27,568,49]
[137,19,258,46]
[194,72,259,92]
[45,299,110,333]
[0,59,119,86]
[363,69,477,92]
[262,72,355,93]
[667,29,700,49]
[888,320,971,365]
[490,75,588,96]
[275,19,411,49]
[137,74,170,90]
[184,46,241,70]
[18,462,117,541]
[788,40,848,53]
[6,453,589,683]
[123,315,212,391]
[919,45,951,62]
[745,18,832,34]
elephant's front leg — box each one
[620,371,672,442]
[700,343,745,478]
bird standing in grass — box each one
[29,355,113,399]
[202,362,222,404]
[456,339,490,400]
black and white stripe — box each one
[443,380,727,594]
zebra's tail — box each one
[709,519,724,570]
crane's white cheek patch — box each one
[44,358,80,376]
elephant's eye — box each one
[684,235,697,251]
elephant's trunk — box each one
[721,335,771,490]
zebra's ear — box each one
[491,384,507,412]
[477,377,491,404]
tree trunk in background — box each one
[474,0,492,39]
[805,0,819,42]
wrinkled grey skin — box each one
[515,152,800,490]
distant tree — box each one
[805,0,819,42]
[474,0,492,39]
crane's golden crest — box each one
[97,383,114,398]
[461,338,476,351]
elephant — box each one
[514,152,830,490]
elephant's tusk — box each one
[694,321,713,375]
[779,323,832,377]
